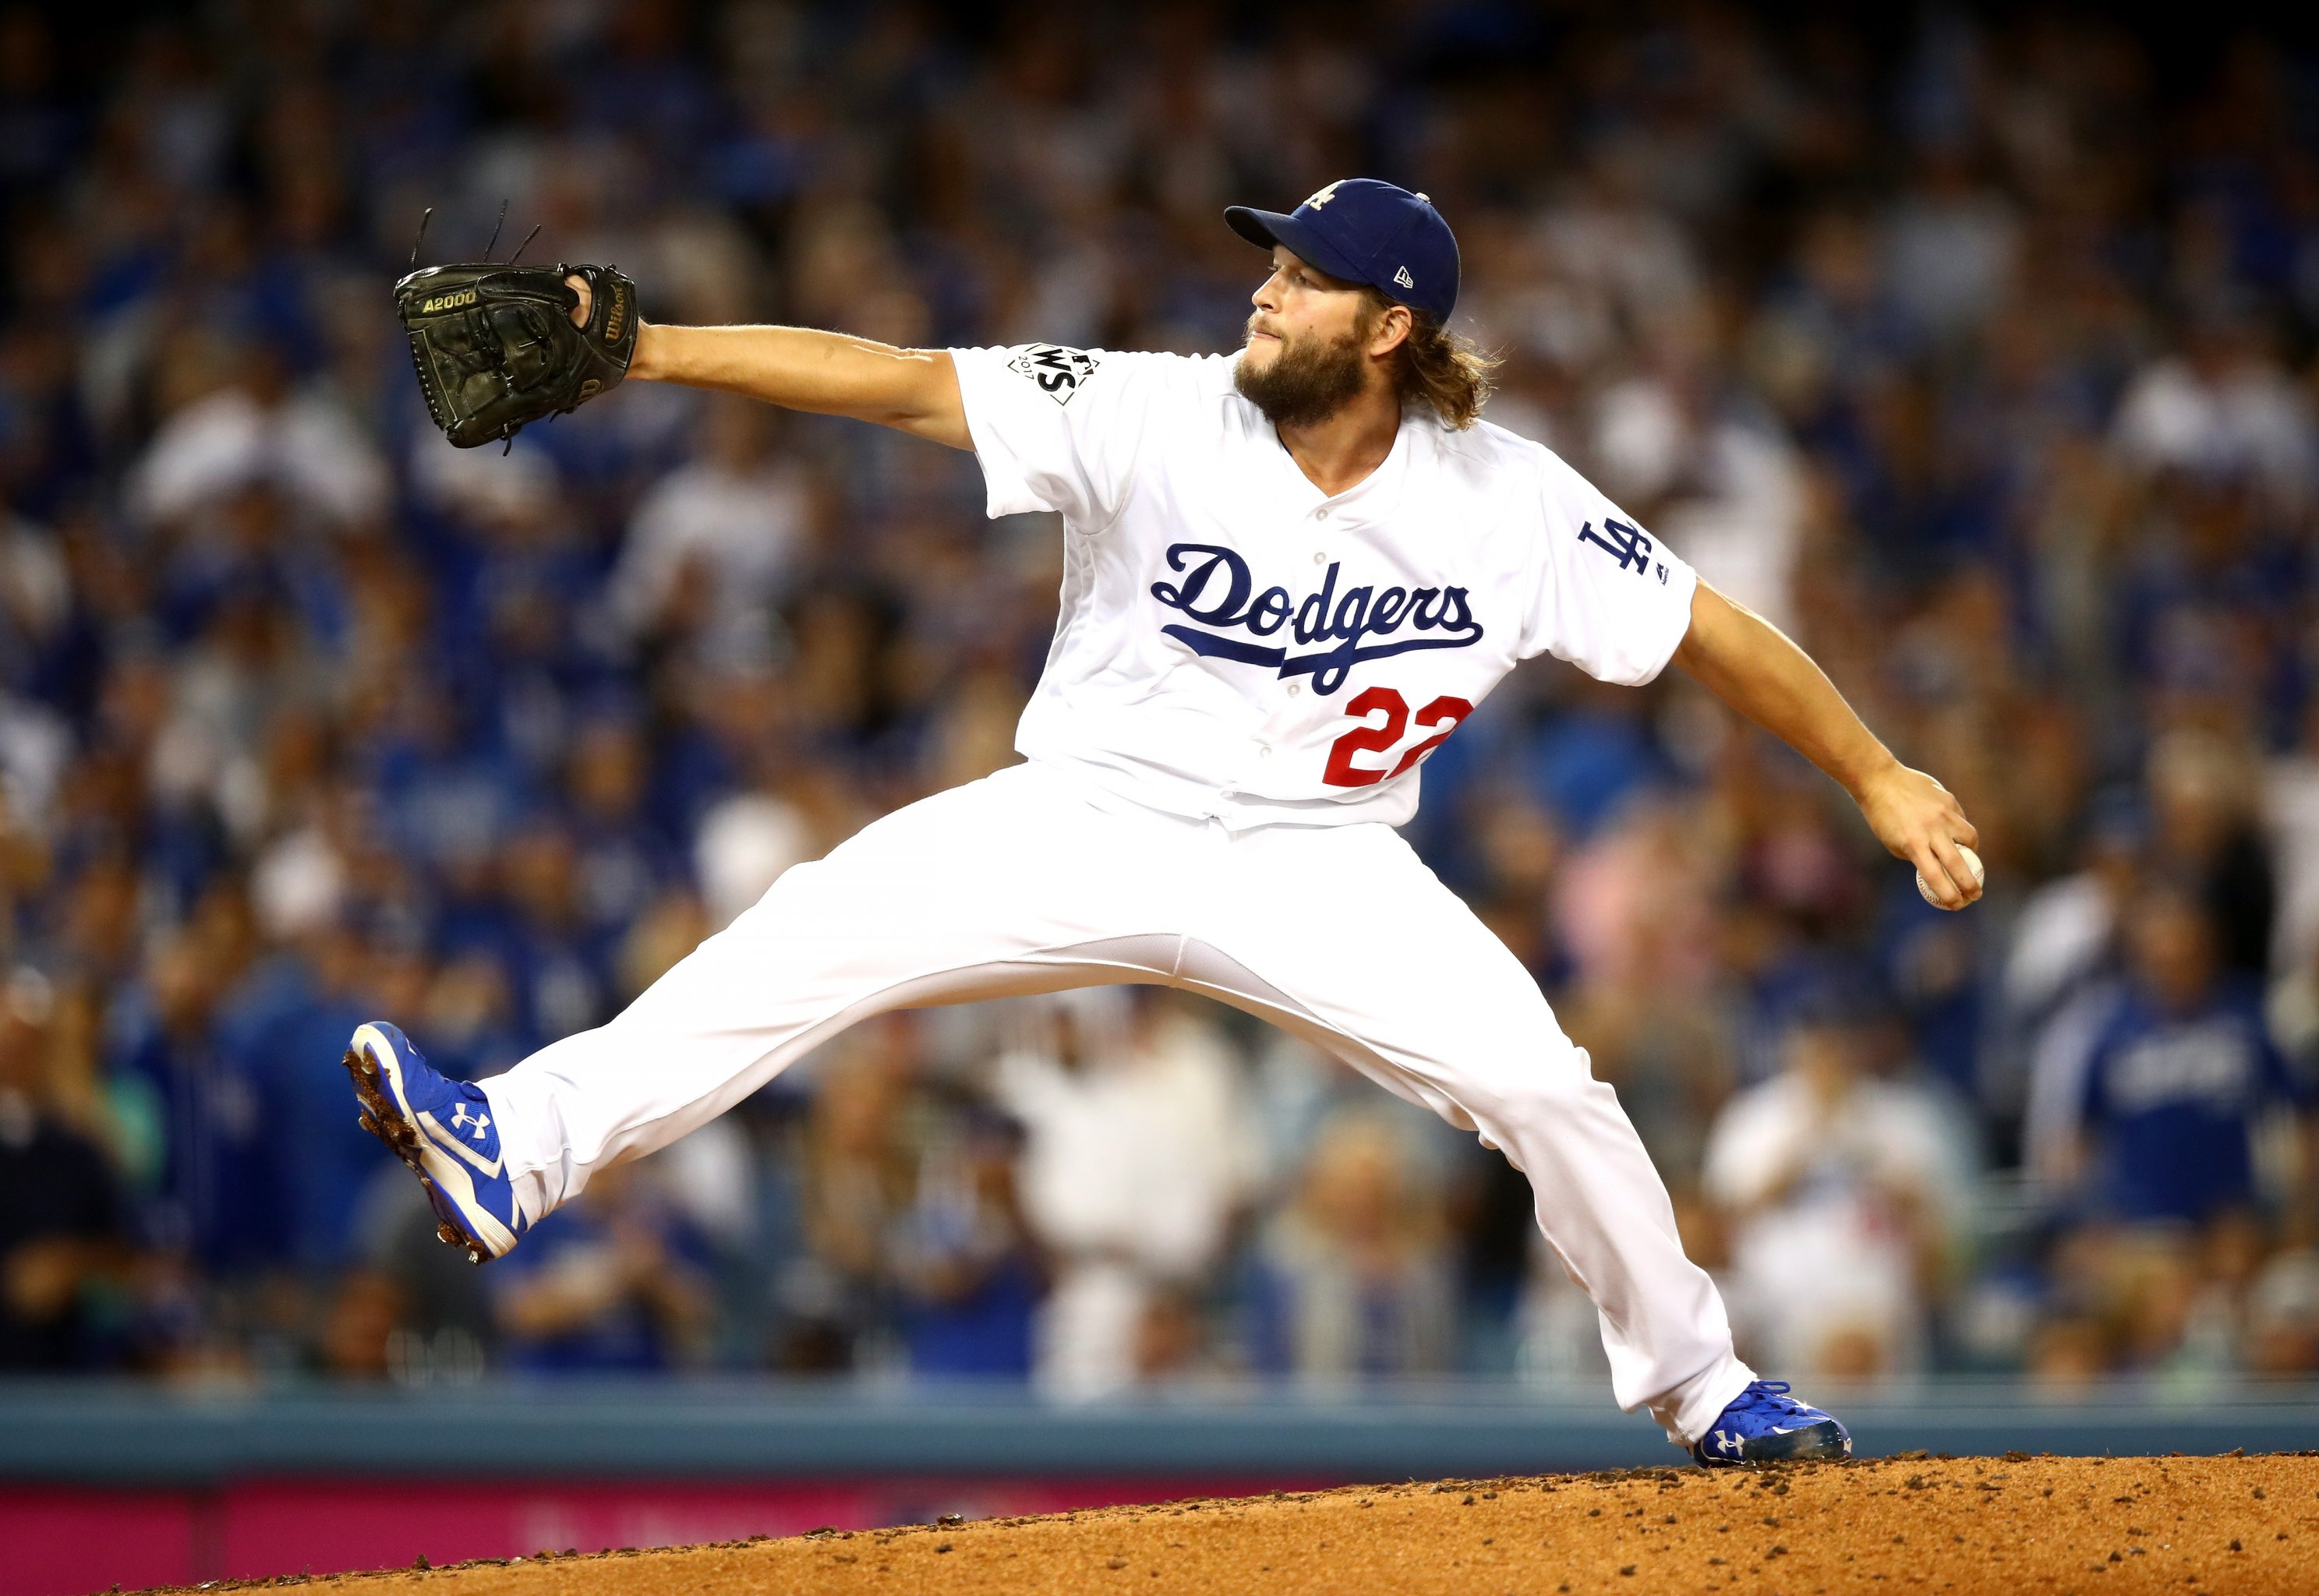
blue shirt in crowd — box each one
[2077,980,2310,1223]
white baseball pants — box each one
[481,761,1753,1442]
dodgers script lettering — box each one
[1149,542,1484,696]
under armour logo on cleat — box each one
[451,1103,491,1141]
[1713,1430,1742,1456]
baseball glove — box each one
[394,261,639,450]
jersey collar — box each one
[1268,411,1418,530]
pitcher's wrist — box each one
[1836,745,1904,806]
[628,321,668,382]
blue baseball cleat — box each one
[1691,1380,1852,1466]
[344,1021,525,1264]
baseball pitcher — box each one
[363,180,1982,1464]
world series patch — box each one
[1008,344,1101,404]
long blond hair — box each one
[1365,291,1501,429]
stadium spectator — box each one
[889,1103,1041,1380]
[563,704,685,949]
[2057,883,2313,1227]
[212,910,418,1273]
[125,343,388,534]
[997,990,1257,1399]
[0,966,127,1368]
[110,927,283,1278]
[491,1156,713,1374]
[775,1016,921,1372]
[1702,983,1971,1376]
[611,397,815,657]
[329,1165,500,1386]
[1247,1107,1455,1383]
[2245,1242,2319,1375]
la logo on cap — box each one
[1303,182,1342,210]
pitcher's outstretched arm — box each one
[1671,580,1982,909]
[566,274,969,449]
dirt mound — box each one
[141,1453,2318,1595]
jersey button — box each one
[1311,507,1327,521]
[1313,551,1326,564]
[1287,684,1302,696]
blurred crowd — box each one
[4,0,2319,1396]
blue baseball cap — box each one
[1225,178,1461,324]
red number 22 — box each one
[1320,688,1474,788]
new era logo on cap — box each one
[1224,178,1461,323]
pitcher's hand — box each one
[1857,764,1981,909]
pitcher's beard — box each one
[1234,321,1370,427]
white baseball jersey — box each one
[950,344,1700,829]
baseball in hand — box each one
[1916,844,1983,907]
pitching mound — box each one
[144,1453,2316,1594]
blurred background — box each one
[9,0,2319,1588]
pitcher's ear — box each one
[1370,300,1414,357]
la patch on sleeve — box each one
[1008,344,1101,404]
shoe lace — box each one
[1730,1380,1809,1418]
